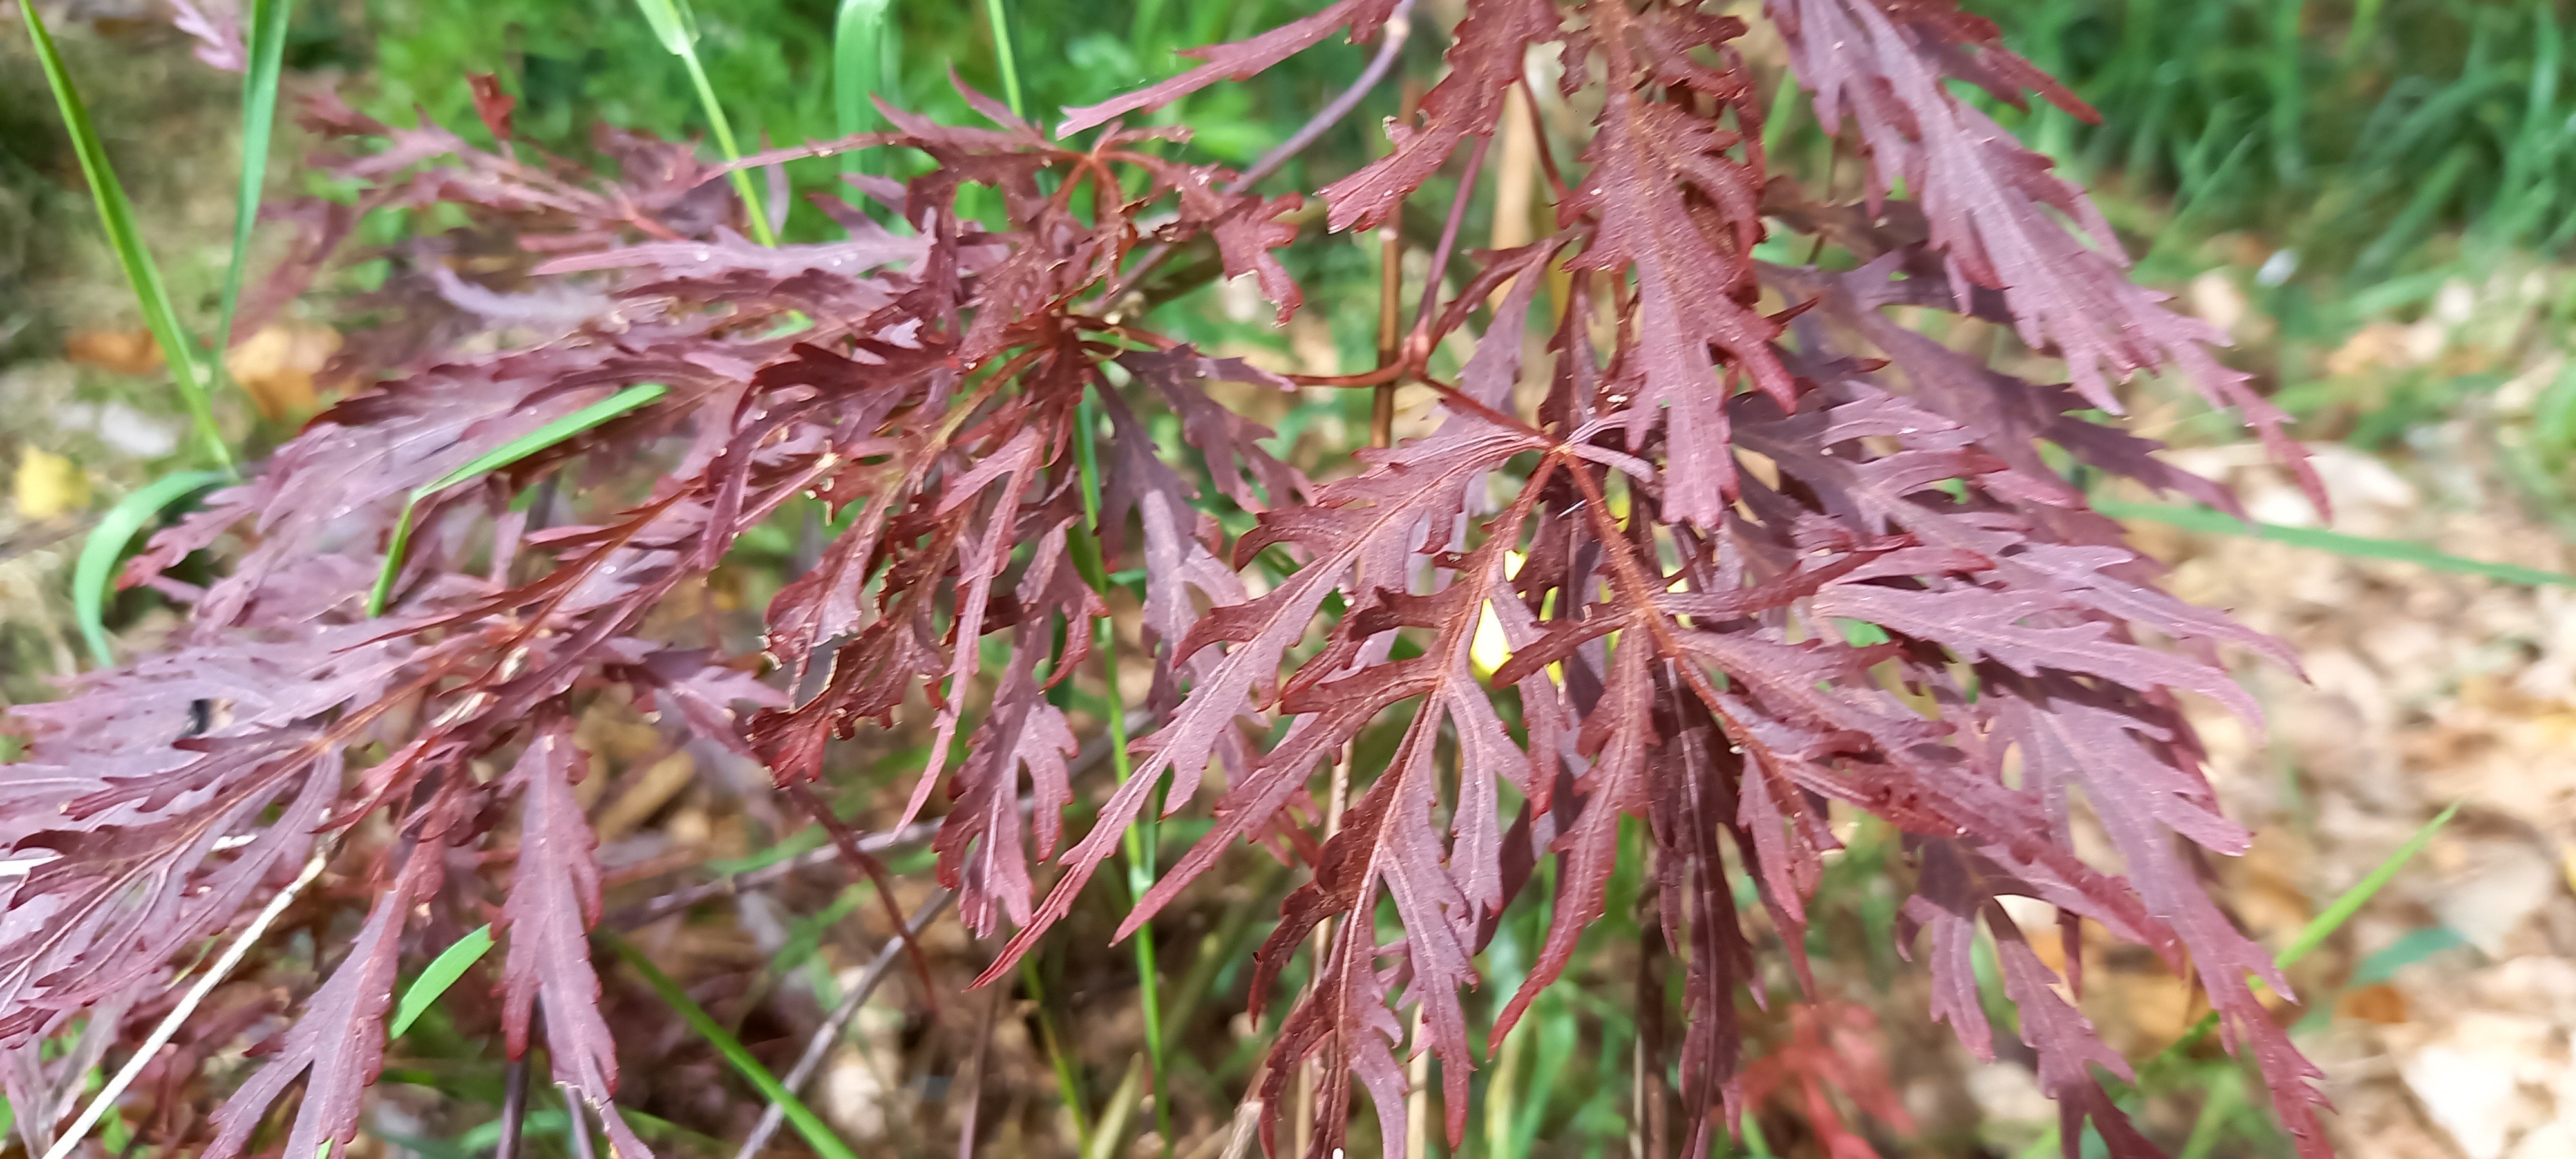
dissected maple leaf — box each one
[1318,0,1558,232]
[936,520,1097,936]
[499,722,654,1159]
[203,845,429,1159]
[1770,0,2322,507]
[1558,3,1792,529]
[1056,0,1409,137]
[1742,1003,1917,1159]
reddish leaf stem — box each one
[1408,132,1492,349]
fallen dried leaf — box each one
[64,329,163,375]
[225,323,342,420]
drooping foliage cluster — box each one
[2,2,2334,1158]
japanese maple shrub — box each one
[2,1,2331,1158]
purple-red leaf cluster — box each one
[0,5,2337,1158]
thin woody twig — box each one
[733,889,956,1159]
[560,1083,598,1159]
[956,978,1006,1159]
[782,778,939,1012]
[612,816,942,930]
[1517,57,1569,204]
[614,715,1143,931]
[494,1057,533,1159]
[1405,1004,1432,1159]
[39,848,330,1159]
[1213,1096,1264,1159]
[1231,0,1416,196]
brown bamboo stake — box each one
[1369,77,1425,450]
[1487,81,1539,308]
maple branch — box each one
[782,778,940,1010]
[734,889,956,1159]
[1231,0,1416,196]
[1370,77,1426,449]
[623,716,1141,931]
[612,815,942,929]
[1287,364,1408,388]
[1296,343,1559,450]
[40,847,330,1159]
[956,981,1006,1159]
[1299,370,1551,445]
[493,1056,532,1159]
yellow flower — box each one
[12,448,91,520]
[1470,551,1531,679]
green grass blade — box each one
[391,925,495,1038]
[73,469,230,666]
[2012,802,2458,1159]
[2151,801,2460,1066]
[2096,500,2575,588]
[983,0,1026,120]
[423,383,672,498]
[216,0,295,364]
[1074,395,1106,536]
[607,933,860,1159]
[835,0,891,172]
[631,0,777,246]
[1019,957,1094,1151]
[1740,1115,1778,1159]
[1068,393,1168,1155]
[369,382,668,615]
[2279,800,2461,971]
[2175,1067,2246,1159]
[679,53,777,247]
[2341,0,2387,62]
[2351,145,2474,279]
[630,0,699,55]
[19,0,234,476]
[1128,0,1170,70]
[2008,1126,2056,1159]
[1761,70,1803,161]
